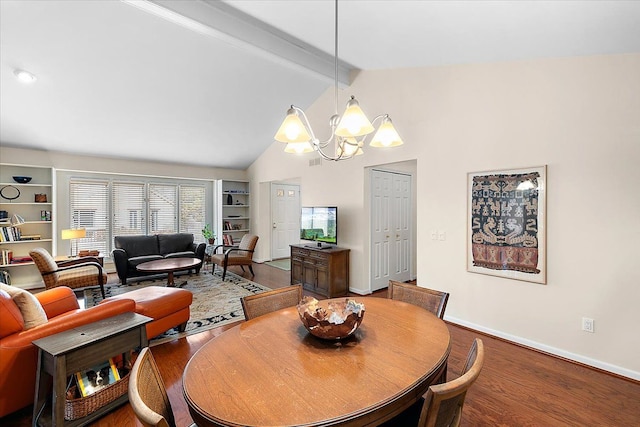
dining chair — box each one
[387,280,449,319]
[210,234,259,280]
[241,284,303,321]
[129,347,196,427]
[381,338,485,427]
[30,247,107,298]
[388,280,450,383]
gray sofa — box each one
[112,233,206,284]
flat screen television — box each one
[300,206,337,248]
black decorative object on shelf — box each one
[227,194,233,205]
[12,176,32,184]
[0,185,20,201]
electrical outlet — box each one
[582,317,595,333]
[430,230,438,240]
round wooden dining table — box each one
[183,297,451,427]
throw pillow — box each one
[0,283,48,329]
[0,288,25,338]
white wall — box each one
[248,54,640,379]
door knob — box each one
[273,223,277,228]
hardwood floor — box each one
[5,262,639,426]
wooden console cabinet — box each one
[290,244,350,298]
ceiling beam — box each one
[123,0,353,87]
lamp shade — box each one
[274,109,312,143]
[369,117,404,148]
[61,228,86,240]
[284,142,315,154]
[337,138,364,157]
[335,97,374,137]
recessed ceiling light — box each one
[14,69,37,84]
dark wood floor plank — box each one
[3,262,639,426]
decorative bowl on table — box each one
[12,176,32,184]
[297,296,365,340]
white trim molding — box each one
[446,316,640,381]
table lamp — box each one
[61,228,86,257]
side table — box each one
[32,312,151,427]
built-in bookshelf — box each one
[216,180,250,247]
[0,163,56,289]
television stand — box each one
[305,242,332,249]
[290,244,350,298]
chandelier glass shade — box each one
[274,0,403,161]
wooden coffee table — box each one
[136,257,201,287]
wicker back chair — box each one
[388,280,449,319]
[241,285,303,321]
[30,247,107,298]
[210,234,259,280]
[381,338,485,427]
[129,347,196,427]
[419,338,484,427]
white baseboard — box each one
[347,287,371,295]
[445,316,640,381]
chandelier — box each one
[274,0,403,161]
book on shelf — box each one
[19,234,41,241]
[11,255,32,264]
[1,250,13,266]
[0,226,21,242]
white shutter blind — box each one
[113,181,146,237]
[149,183,177,234]
[179,185,206,244]
[69,179,109,255]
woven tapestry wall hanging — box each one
[467,166,547,284]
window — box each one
[69,176,210,256]
[113,182,145,237]
[128,210,142,229]
[180,185,206,244]
[69,179,109,255]
[149,183,177,234]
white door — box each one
[271,183,301,259]
[370,170,412,291]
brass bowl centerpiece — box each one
[297,296,365,340]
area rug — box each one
[83,271,271,345]
[265,258,291,271]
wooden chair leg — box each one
[248,264,254,276]
[177,321,187,332]
[98,275,106,299]
[240,266,246,272]
[222,264,228,280]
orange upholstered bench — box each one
[105,286,192,339]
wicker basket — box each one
[64,372,129,421]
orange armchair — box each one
[0,285,135,418]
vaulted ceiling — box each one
[2,0,639,169]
